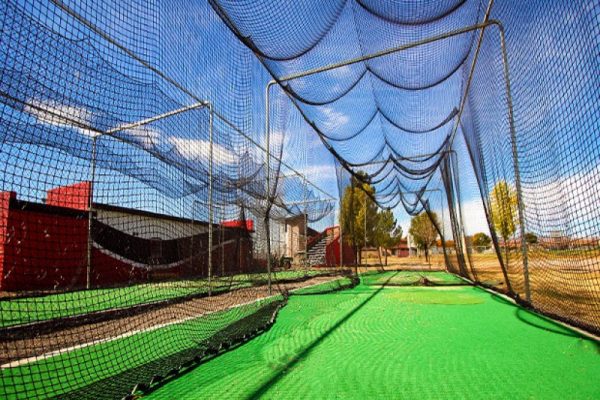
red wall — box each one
[0,185,256,291]
[0,192,16,286]
[325,234,356,266]
[46,181,91,211]
[0,205,88,291]
[221,219,254,232]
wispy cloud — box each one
[168,137,237,165]
[25,99,97,137]
[297,163,335,178]
[319,106,349,130]
[114,125,161,149]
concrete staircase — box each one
[306,234,327,266]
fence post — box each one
[207,103,214,296]
[496,23,531,303]
[264,81,275,295]
[86,136,98,290]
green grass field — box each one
[0,269,332,328]
[360,270,465,287]
[144,273,600,399]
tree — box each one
[490,180,518,263]
[340,173,377,265]
[472,232,491,252]
[524,232,538,244]
[374,209,403,266]
[409,212,439,263]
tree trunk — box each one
[384,249,388,266]
[377,247,383,265]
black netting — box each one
[1,0,599,398]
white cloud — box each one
[114,125,161,149]
[522,164,600,237]
[297,163,335,177]
[25,99,97,137]
[169,137,237,165]
[460,198,491,236]
[270,131,285,148]
[319,106,350,130]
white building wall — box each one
[96,209,207,239]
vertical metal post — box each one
[303,176,308,269]
[86,136,98,290]
[207,103,214,296]
[450,151,474,276]
[439,190,445,241]
[265,81,275,295]
[497,24,531,302]
[363,195,367,266]
[221,206,225,276]
[191,202,195,277]
[339,210,343,267]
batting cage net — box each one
[1,0,599,398]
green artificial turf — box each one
[0,269,332,328]
[291,276,354,295]
[143,273,600,400]
[0,296,283,400]
[361,270,465,287]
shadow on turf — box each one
[488,292,599,347]
[243,271,399,400]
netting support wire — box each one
[270,22,496,85]
[265,22,497,272]
[266,17,530,300]
[85,101,209,290]
[50,0,335,207]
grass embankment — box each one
[0,270,335,328]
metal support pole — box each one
[191,203,195,277]
[339,206,343,268]
[496,24,531,303]
[207,103,214,296]
[265,81,275,295]
[86,136,98,290]
[221,214,225,276]
[363,196,367,266]
[264,21,514,279]
[303,177,308,269]
[449,151,475,277]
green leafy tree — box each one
[524,232,538,244]
[374,209,403,266]
[409,212,439,262]
[340,173,377,265]
[490,180,518,263]
[472,232,491,253]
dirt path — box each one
[1,276,339,365]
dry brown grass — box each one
[353,251,600,334]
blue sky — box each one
[1,0,598,239]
